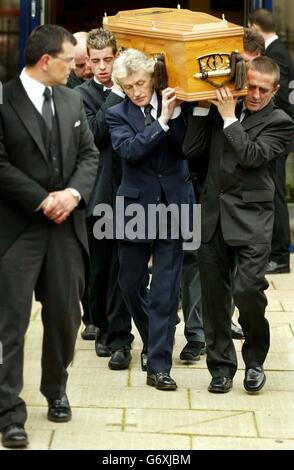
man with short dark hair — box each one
[0,25,98,448]
[250,8,294,274]
[243,27,265,63]
[76,28,137,370]
[183,56,294,394]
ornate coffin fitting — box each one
[103,7,247,101]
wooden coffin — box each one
[103,7,247,101]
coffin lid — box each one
[103,8,243,41]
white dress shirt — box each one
[141,91,181,132]
[20,69,81,206]
[20,69,54,115]
[265,35,279,50]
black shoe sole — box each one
[108,355,132,370]
[47,413,72,423]
[180,352,201,361]
[146,376,177,390]
[1,438,28,448]
[231,333,245,340]
[208,386,232,393]
[81,334,96,341]
[95,345,111,357]
[267,268,290,274]
[180,347,206,362]
[108,361,131,370]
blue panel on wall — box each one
[19,0,41,70]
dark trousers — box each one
[0,216,84,430]
[83,217,133,350]
[181,249,205,343]
[199,224,270,379]
[271,153,291,265]
[119,238,183,374]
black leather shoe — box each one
[81,324,98,340]
[180,341,206,361]
[108,347,132,370]
[1,424,28,448]
[266,260,290,274]
[208,377,233,393]
[231,321,244,340]
[140,351,148,371]
[95,331,111,357]
[47,394,72,423]
[147,372,177,390]
[244,366,266,393]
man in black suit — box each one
[183,57,294,394]
[76,29,136,370]
[106,49,195,391]
[0,25,98,448]
[250,8,294,273]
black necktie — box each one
[42,87,53,130]
[104,88,111,98]
[144,104,155,126]
[240,108,252,123]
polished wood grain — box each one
[104,8,247,101]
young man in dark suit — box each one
[250,8,294,273]
[106,49,195,391]
[76,29,137,370]
[0,25,98,448]
[183,57,294,394]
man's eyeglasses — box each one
[50,55,74,64]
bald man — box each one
[67,31,93,89]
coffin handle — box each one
[153,53,168,92]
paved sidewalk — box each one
[1,255,294,451]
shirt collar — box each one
[20,68,52,98]
[93,76,112,92]
[141,90,158,113]
[265,35,279,50]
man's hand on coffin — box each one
[160,87,177,125]
[210,87,237,121]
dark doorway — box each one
[51,0,189,32]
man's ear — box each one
[273,84,280,96]
[39,54,51,71]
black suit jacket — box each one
[266,38,294,120]
[75,79,124,214]
[0,77,99,258]
[183,101,294,245]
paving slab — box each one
[51,431,191,450]
[255,411,294,439]
[192,436,294,450]
[125,409,257,437]
[26,406,123,432]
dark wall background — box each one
[52,0,189,32]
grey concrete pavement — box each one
[1,255,294,450]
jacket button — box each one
[158,174,163,178]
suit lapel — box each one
[9,78,48,161]
[128,100,145,131]
[242,101,274,132]
[128,91,162,131]
[53,87,72,165]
